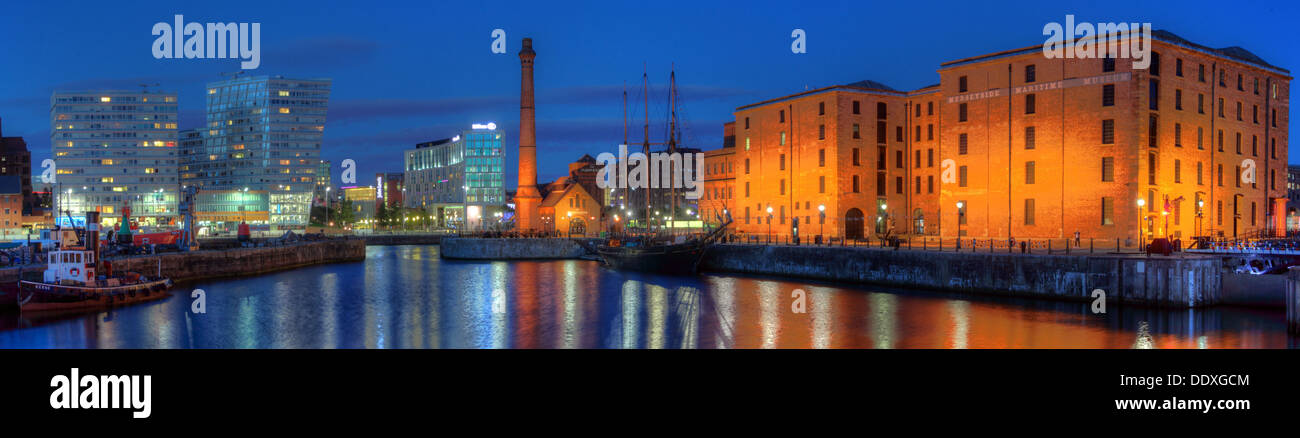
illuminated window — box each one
[279,91,290,97]
[279,108,290,114]
[102,159,113,165]
[100,96,111,102]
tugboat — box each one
[15,212,173,312]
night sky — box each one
[2,0,1297,189]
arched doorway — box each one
[845,208,865,240]
[913,208,925,234]
[568,216,587,237]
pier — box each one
[0,239,366,289]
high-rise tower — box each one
[513,38,542,231]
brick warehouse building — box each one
[698,122,736,224]
[716,30,1289,243]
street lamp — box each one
[956,201,965,249]
[1196,199,1205,237]
[766,205,774,244]
[1136,198,1146,250]
[325,186,331,230]
[818,204,826,244]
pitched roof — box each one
[842,79,896,91]
[539,182,593,208]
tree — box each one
[309,205,329,226]
[335,199,356,226]
[376,202,389,229]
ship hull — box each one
[597,243,708,275]
[16,278,174,312]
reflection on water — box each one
[0,245,1293,348]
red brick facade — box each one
[706,33,1290,242]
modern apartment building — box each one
[50,90,179,227]
[182,75,331,231]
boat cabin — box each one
[43,249,97,285]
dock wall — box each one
[0,239,366,286]
[1288,267,1300,334]
[699,244,1221,308]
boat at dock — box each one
[594,68,733,275]
[596,221,730,275]
[13,212,174,313]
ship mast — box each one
[668,68,678,232]
[622,82,628,223]
[643,67,651,235]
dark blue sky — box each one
[2,0,1296,188]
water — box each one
[0,245,1292,348]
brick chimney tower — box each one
[513,37,542,231]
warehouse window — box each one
[959,103,967,122]
[1025,161,1035,184]
[1101,157,1114,182]
[1025,93,1036,114]
[1148,115,1158,147]
[1024,199,1036,225]
[1102,119,1114,144]
[959,133,968,154]
[1101,197,1114,225]
[1148,152,1157,185]
[1103,84,1115,106]
[959,76,968,93]
[1025,126,1035,150]
[1149,79,1159,110]
[959,166,968,187]
[1025,64,1036,83]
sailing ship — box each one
[15,212,173,312]
[596,68,731,274]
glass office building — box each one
[50,91,179,227]
[184,75,331,231]
[404,125,506,227]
